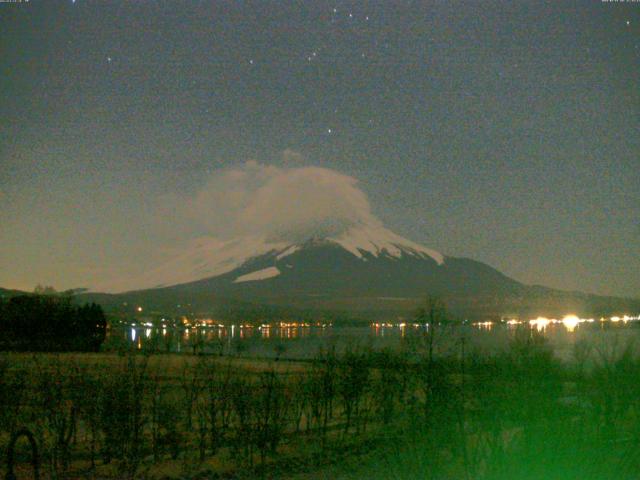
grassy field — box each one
[3,329,640,479]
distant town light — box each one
[562,315,580,332]
[529,317,551,331]
[472,321,494,330]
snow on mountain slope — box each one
[276,245,299,260]
[92,223,444,293]
[92,236,288,293]
[233,266,281,283]
[328,224,444,264]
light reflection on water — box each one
[107,317,640,360]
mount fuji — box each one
[94,223,445,293]
[82,221,639,320]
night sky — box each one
[1,1,638,297]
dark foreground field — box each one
[2,329,640,479]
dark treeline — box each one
[0,294,107,352]
[2,327,640,479]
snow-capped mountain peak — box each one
[92,223,443,293]
[328,224,444,265]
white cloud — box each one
[90,157,386,290]
[178,157,381,242]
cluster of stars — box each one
[96,4,637,143]
[244,7,374,67]
[331,7,370,22]
[237,6,379,137]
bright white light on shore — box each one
[136,306,143,312]
[529,317,551,331]
[608,315,639,323]
[473,321,494,330]
[562,315,580,332]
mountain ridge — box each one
[77,225,639,320]
[91,223,445,293]
[5,225,638,321]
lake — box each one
[106,314,640,361]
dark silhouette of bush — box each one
[0,294,106,351]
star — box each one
[107,56,112,63]
[327,128,333,134]
[249,59,254,65]
[626,20,631,26]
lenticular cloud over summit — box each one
[93,160,444,292]
[187,161,382,241]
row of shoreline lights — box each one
[505,314,639,332]
[131,319,329,329]
[133,309,637,333]
[372,315,640,333]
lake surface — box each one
[106,315,640,362]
